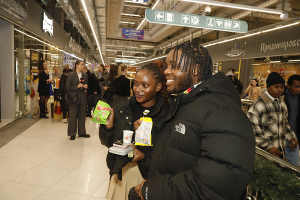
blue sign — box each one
[122,28,144,40]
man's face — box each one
[164,49,193,95]
[54,67,58,73]
[288,80,300,96]
[267,84,285,98]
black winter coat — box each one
[141,72,255,200]
[38,71,49,95]
[284,89,300,141]
[58,74,68,111]
[99,94,168,180]
[87,72,100,96]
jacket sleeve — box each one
[245,85,252,94]
[99,124,115,148]
[126,78,131,97]
[66,73,78,91]
[141,106,255,200]
[58,76,65,94]
[247,102,274,150]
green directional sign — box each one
[114,59,136,64]
[145,9,248,33]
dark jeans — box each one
[63,110,68,119]
[87,95,93,116]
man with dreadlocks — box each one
[133,42,255,200]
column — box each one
[0,18,15,120]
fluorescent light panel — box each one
[270,61,281,63]
[132,55,167,65]
[181,0,282,15]
[124,1,147,4]
[288,60,300,62]
[117,55,145,59]
[80,0,105,64]
[119,21,135,24]
[121,13,141,17]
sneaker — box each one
[79,134,90,138]
[70,136,75,140]
[62,119,67,123]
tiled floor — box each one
[0,117,109,200]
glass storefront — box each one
[13,27,78,119]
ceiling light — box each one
[270,61,281,63]
[137,0,160,30]
[251,64,261,65]
[236,32,261,40]
[124,1,147,5]
[262,22,300,33]
[288,60,300,62]
[203,42,217,47]
[119,21,136,24]
[80,0,105,64]
[218,38,235,44]
[121,13,141,17]
[132,55,167,65]
[181,0,282,15]
[117,55,145,59]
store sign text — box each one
[69,38,81,54]
[260,39,300,53]
[43,13,53,36]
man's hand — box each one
[289,139,298,148]
[78,83,84,88]
[133,119,142,131]
[135,180,146,200]
[268,147,282,157]
[94,92,97,95]
[130,144,144,163]
[105,108,114,129]
[103,86,108,91]
[83,84,88,89]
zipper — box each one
[162,122,173,156]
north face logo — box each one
[175,123,186,134]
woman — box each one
[111,64,131,108]
[98,64,109,99]
[99,62,169,200]
[58,65,70,123]
[103,64,118,106]
[245,79,261,101]
[45,67,53,114]
[38,61,52,118]
[65,60,89,140]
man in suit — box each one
[66,60,89,140]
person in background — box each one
[58,65,70,123]
[52,66,62,79]
[66,60,89,140]
[103,64,118,106]
[38,61,52,118]
[99,63,169,200]
[226,68,244,95]
[111,64,131,108]
[248,72,298,163]
[85,67,100,117]
[134,42,255,200]
[284,75,300,166]
[98,64,109,100]
[245,79,261,101]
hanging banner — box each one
[145,9,248,33]
[29,50,41,116]
[122,28,144,40]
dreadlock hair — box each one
[138,62,169,107]
[172,41,213,82]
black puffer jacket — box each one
[99,93,168,180]
[141,72,255,200]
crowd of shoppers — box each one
[36,41,300,200]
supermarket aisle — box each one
[0,117,109,200]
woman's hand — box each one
[130,144,145,163]
[105,108,114,129]
[135,180,146,200]
[78,83,84,88]
[133,119,142,131]
[268,147,282,157]
[103,86,108,91]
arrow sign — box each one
[146,9,248,33]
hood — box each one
[179,72,241,107]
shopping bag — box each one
[55,101,62,115]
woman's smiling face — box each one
[133,69,161,107]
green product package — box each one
[91,101,111,124]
